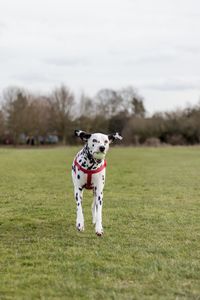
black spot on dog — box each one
[98,196,101,201]
[77,174,80,179]
[79,187,82,191]
[100,201,102,205]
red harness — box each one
[74,158,107,189]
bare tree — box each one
[27,95,51,138]
[132,97,146,118]
[117,86,139,115]
[0,110,5,141]
[79,93,96,117]
[95,86,145,117]
[95,89,123,118]
[49,85,74,144]
[3,87,30,144]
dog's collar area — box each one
[74,158,106,175]
[74,158,107,189]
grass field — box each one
[0,146,200,300]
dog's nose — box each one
[99,146,105,153]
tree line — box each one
[0,84,200,146]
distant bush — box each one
[144,137,161,147]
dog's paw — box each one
[76,223,84,232]
[96,231,103,237]
[95,226,103,236]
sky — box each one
[0,0,200,114]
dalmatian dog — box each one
[72,130,122,236]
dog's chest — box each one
[72,148,106,189]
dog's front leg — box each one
[74,188,84,232]
[95,189,104,236]
[92,192,97,225]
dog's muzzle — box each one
[99,146,105,153]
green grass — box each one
[0,146,200,300]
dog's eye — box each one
[105,140,108,144]
[92,139,98,143]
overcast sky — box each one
[0,0,200,113]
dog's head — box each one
[75,130,123,160]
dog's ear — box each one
[108,132,123,143]
[74,130,91,142]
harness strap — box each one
[74,159,107,189]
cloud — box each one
[12,72,53,84]
[0,22,5,28]
[181,46,200,55]
[142,78,200,92]
[0,0,200,112]
[126,53,177,66]
[0,21,6,34]
[44,57,89,67]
